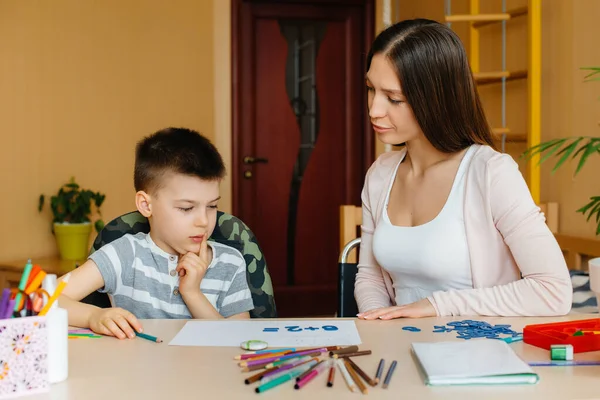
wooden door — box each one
[232,0,374,317]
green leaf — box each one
[575,141,600,175]
[551,138,584,173]
[582,67,600,81]
[38,195,44,212]
[577,200,598,214]
[521,138,567,159]
[585,201,600,223]
[538,140,569,165]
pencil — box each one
[261,357,315,379]
[336,359,357,392]
[375,358,385,384]
[244,365,281,384]
[329,345,359,357]
[345,357,377,386]
[382,360,397,389]
[68,333,102,338]
[333,350,372,359]
[135,332,163,343]
[344,358,368,394]
[264,350,326,368]
[238,350,292,366]
[327,362,335,387]
[235,347,296,360]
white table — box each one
[30,315,600,399]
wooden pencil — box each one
[329,345,359,357]
[332,350,372,359]
[336,359,357,392]
[344,358,368,394]
[345,357,377,386]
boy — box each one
[58,128,254,339]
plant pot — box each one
[53,222,92,260]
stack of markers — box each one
[0,259,70,319]
[236,345,398,394]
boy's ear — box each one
[135,191,153,217]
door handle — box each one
[243,156,268,164]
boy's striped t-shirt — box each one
[89,232,254,318]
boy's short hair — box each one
[134,127,225,193]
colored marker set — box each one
[0,259,73,395]
[235,345,397,394]
[0,259,70,319]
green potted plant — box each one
[523,66,600,235]
[38,177,106,260]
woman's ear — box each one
[135,191,152,217]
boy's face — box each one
[138,172,220,256]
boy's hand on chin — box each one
[176,238,210,295]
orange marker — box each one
[26,270,47,294]
[39,274,70,316]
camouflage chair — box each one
[84,210,277,318]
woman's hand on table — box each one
[357,298,437,320]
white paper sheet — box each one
[168,320,362,347]
[411,340,538,385]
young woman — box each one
[355,19,572,320]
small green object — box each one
[240,340,268,351]
[550,344,574,361]
[573,330,584,336]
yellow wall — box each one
[540,0,600,238]
[374,0,600,239]
[0,0,232,262]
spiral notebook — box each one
[411,340,539,386]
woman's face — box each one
[366,54,423,145]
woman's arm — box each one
[429,154,573,317]
[354,169,394,313]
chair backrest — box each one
[339,205,362,263]
[337,238,360,317]
[87,210,277,318]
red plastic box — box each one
[523,318,600,353]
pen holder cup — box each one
[0,316,49,399]
[588,258,600,308]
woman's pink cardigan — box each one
[355,144,573,316]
